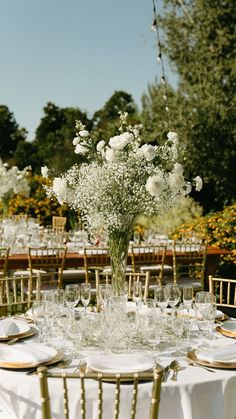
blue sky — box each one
[0,0,177,140]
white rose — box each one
[96,140,105,152]
[52,177,67,204]
[167,131,179,145]
[194,176,203,191]
[109,132,133,150]
[105,147,115,162]
[140,144,156,161]
[79,130,89,137]
[72,136,80,146]
[168,164,185,191]
[183,182,192,195]
[41,166,49,178]
[146,174,165,196]
[75,144,88,155]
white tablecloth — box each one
[0,336,236,419]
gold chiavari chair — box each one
[37,365,163,419]
[0,273,41,316]
[209,276,236,318]
[172,240,207,291]
[130,244,168,286]
[83,246,110,283]
[52,216,67,233]
[0,247,10,277]
[28,246,67,289]
[98,271,151,301]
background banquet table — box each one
[0,333,236,419]
[8,246,230,290]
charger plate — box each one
[0,349,64,370]
[187,350,236,369]
[215,326,236,339]
[0,326,37,342]
[0,320,30,340]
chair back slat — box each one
[37,366,163,419]
[209,276,236,309]
[0,247,10,276]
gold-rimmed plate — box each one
[0,326,37,342]
[0,349,64,370]
[215,326,236,339]
[187,350,236,369]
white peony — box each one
[146,174,165,196]
[140,144,156,161]
[72,136,80,146]
[79,130,89,137]
[109,132,133,150]
[105,147,115,162]
[96,140,105,152]
[41,166,49,178]
[168,164,185,191]
[52,177,67,204]
[194,176,203,191]
[167,131,179,145]
[75,144,88,155]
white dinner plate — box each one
[0,319,30,339]
[87,353,154,374]
[220,321,236,333]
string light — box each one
[151,0,170,125]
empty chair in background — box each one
[209,275,236,318]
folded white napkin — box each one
[0,320,20,338]
[0,342,56,366]
[197,347,236,363]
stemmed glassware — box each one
[165,284,181,314]
[171,309,185,354]
[154,286,168,314]
[195,291,216,344]
[31,300,46,342]
[183,286,193,308]
[80,283,91,316]
[132,281,142,312]
[64,284,80,311]
[98,284,113,310]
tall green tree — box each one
[33,102,92,173]
[0,105,27,161]
[142,0,236,211]
[92,91,139,141]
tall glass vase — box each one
[108,215,136,296]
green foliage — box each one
[135,196,203,235]
[0,105,27,161]
[33,102,92,174]
[173,203,236,278]
[142,0,236,211]
[92,91,140,141]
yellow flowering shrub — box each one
[173,203,236,278]
[3,174,77,227]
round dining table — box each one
[0,320,236,419]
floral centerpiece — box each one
[0,160,31,217]
[42,112,202,294]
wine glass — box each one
[98,284,113,310]
[154,286,168,314]
[132,281,142,312]
[183,286,193,308]
[165,284,181,314]
[31,300,46,342]
[171,311,185,354]
[80,283,91,316]
[64,284,80,310]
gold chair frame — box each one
[28,246,67,289]
[0,273,41,316]
[0,247,10,276]
[172,240,207,289]
[37,365,163,419]
[209,275,236,308]
[130,244,167,285]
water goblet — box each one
[165,283,181,315]
[154,286,168,314]
[132,281,142,312]
[80,282,91,316]
[31,300,46,342]
[183,286,193,308]
[64,284,80,311]
[98,284,113,310]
